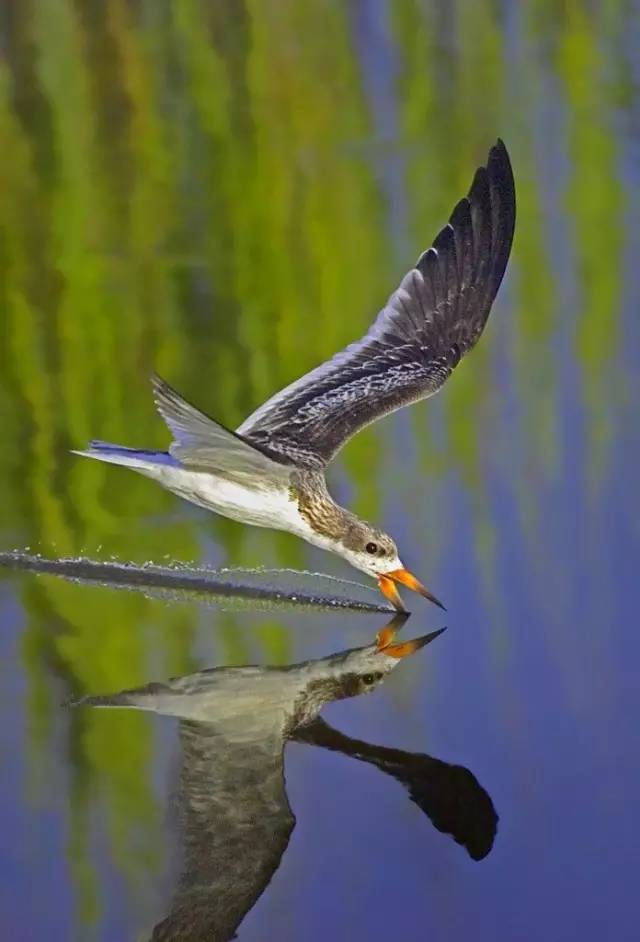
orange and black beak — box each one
[377,568,446,613]
[376,624,447,658]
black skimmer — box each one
[74,141,515,611]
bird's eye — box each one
[362,673,376,685]
[365,542,378,555]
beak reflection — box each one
[377,625,447,659]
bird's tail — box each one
[65,691,136,709]
[65,678,173,712]
[71,440,176,471]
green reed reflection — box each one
[0,0,630,934]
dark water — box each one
[0,2,638,940]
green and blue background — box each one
[0,1,638,939]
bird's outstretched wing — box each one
[151,719,295,942]
[238,140,515,469]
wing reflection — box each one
[293,717,498,862]
[151,719,294,942]
[69,619,495,940]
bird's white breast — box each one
[149,465,304,532]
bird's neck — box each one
[290,470,366,544]
[286,656,355,730]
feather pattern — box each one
[238,140,515,469]
[151,374,293,477]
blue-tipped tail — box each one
[72,440,178,470]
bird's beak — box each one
[377,569,446,612]
[378,626,447,659]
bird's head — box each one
[302,622,446,717]
[338,521,445,612]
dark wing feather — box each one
[238,140,515,469]
[294,717,498,862]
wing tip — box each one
[487,138,516,212]
[148,372,214,444]
[465,138,516,252]
[150,371,178,410]
[489,137,511,170]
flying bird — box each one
[74,140,515,611]
[67,622,445,940]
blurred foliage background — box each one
[0,0,637,937]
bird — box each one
[73,140,515,611]
[67,620,447,940]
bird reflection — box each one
[69,619,496,940]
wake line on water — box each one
[0,551,392,613]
